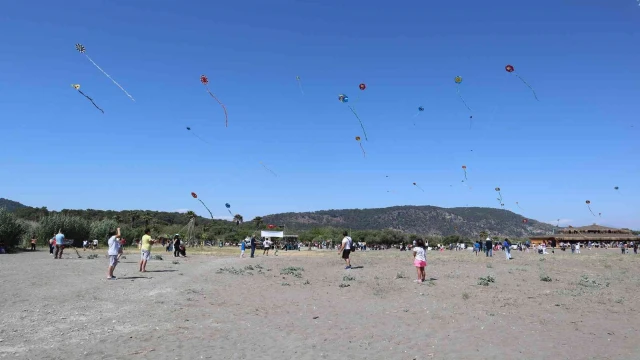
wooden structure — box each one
[529,224,637,246]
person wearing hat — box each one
[484,237,493,257]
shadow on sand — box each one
[350,266,364,269]
[144,270,178,273]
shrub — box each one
[90,219,118,245]
[36,214,90,245]
[540,274,552,282]
[0,208,27,248]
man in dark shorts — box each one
[338,231,353,269]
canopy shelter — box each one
[261,231,284,238]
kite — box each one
[338,93,368,141]
[359,83,366,91]
[296,75,304,95]
[495,187,504,208]
[355,136,366,157]
[461,165,467,180]
[556,219,560,227]
[522,219,528,224]
[413,106,425,125]
[268,224,275,229]
[614,186,621,195]
[75,43,135,102]
[505,64,538,101]
[71,84,104,113]
[599,212,602,217]
[516,201,523,210]
[186,127,209,144]
[454,76,472,112]
[191,192,214,220]
[200,75,228,127]
[413,182,424,192]
[260,161,277,177]
[585,200,595,216]
[225,203,234,216]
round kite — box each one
[454,76,472,113]
[413,182,424,192]
[338,93,368,141]
[200,74,229,127]
[190,191,214,219]
[225,203,233,215]
[338,94,348,103]
[505,64,538,101]
[191,192,197,199]
[355,136,365,157]
[75,43,135,102]
[359,83,366,91]
[522,219,528,224]
[268,224,275,229]
[461,165,467,180]
[186,126,209,144]
[296,75,304,95]
[585,200,595,216]
[71,83,104,114]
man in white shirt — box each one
[263,238,272,256]
[92,239,98,250]
[106,229,122,280]
[338,231,353,269]
[83,240,88,251]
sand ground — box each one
[1,246,639,360]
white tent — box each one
[260,230,284,238]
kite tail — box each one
[456,86,472,112]
[515,74,539,101]
[348,105,368,141]
[587,205,595,217]
[84,54,135,102]
[415,185,424,192]
[205,87,228,127]
[190,132,209,145]
[197,199,214,220]
[260,162,278,177]
[464,171,467,181]
[297,80,304,95]
[227,209,233,216]
[77,90,104,113]
[359,143,366,158]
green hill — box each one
[263,205,556,238]
[0,198,28,212]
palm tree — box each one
[185,211,196,220]
[252,216,263,229]
[233,214,243,226]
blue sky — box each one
[1,0,638,228]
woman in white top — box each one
[412,239,427,283]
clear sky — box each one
[1,0,638,228]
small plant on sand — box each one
[540,274,552,282]
[86,254,99,259]
[339,283,350,288]
[578,274,609,288]
[603,263,612,269]
[424,279,435,287]
[396,271,407,279]
[539,258,545,262]
[254,264,263,269]
[244,265,254,271]
[153,255,163,260]
[614,298,624,304]
[477,275,495,286]
[281,266,304,278]
[486,263,493,269]
[462,292,470,300]
[172,261,180,265]
[303,279,310,285]
[217,266,245,275]
[281,282,290,286]
[343,275,356,282]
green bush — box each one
[36,213,90,245]
[0,208,27,248]
[90,219,118,245]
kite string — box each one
[260,162,278,177]
[456,85,472,112]
[204,86,229,127]
[347,105,368,141]
[297,79,304,95]
[515,74,539,101]
[359,143,366,157]
[197,199,214,220]
[77,90,104,113]
[190,132,209,145]
[84,53,135,102]
[587,205,595,217]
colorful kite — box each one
[585,200,595,216]
[186,127,209,144]
[505,64,538,101]
[461,165,467,180]
[191,192,214,219]
[296,75,304,95]
[338,93,368,141]
[75,43,135,102]
[355,136,366,157]
[413,182,424,192]
[225,203,233,216]
[260,161,277,177]
[200,75,228,127]
[71,84,104,113]
[454,76,472,112]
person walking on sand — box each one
[30,236,37,251]
[250,236,256,258]
[412,239,427,283]
[263,238,272,256]
[139,228,154,272]
[107,229,122,280]
[484,237,493,257]
[240,238,246,258]
[503,238,512,260]
[54,230,65,259]
[338,231,353,269]
[49,234,55,255]
[173,235,181,258]
[473,241,480,256]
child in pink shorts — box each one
[412,239,427,283]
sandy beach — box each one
[1,246,639,360]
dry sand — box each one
[1,246,639,360]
